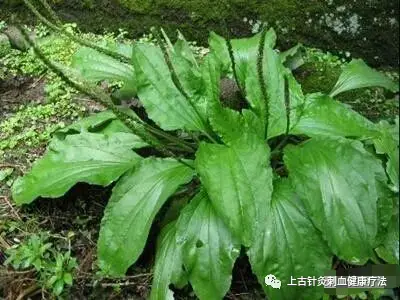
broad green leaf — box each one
[96,40,133,58]
[209,29,297,138]
[176,190,240,299]
[0,168,13,182]
[132,43,207,132]
[248,179,332,300]
[200,53,221,116]
[243,41,287,139]
[209,105,264,145]
[284,137,385,264]
[150,222,187,300]
[63,273,73,286]
[285,71,306,133]
[330,59,399,97]
[377,197,394,237]
[174,31,198,68]
[230,30,276,85]
[291,93,379,138]
[375,209,399,264]
[280,43,305,70]
[12,132,142,205]
[169,37,208,119]
[201,52,263,143]
[373,120,399,192]
[54,110,146,146]
[55,111,117,135]
[195,132,273,246]
[160,30,203,96]
[71,47,136,96]
[208,30,276,77]
[209,106,244,144]
[375,179,396,246]
[208,32,231,73]
[202,54,264,144]
[112,83,138,101]
[98,158,194,276]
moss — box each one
[294,48,343,94]
[1,0,398,67]
[295,62,340,95]
[298,62,399,121]
[295,48,399,122]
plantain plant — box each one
[11,1,399,299]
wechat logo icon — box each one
[265,274,281,289]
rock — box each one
[1,0,398,66]
[0,33,9,45]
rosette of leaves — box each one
[11,4,399,299]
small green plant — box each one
[35,23,50,38]
[44,252,77,296]
[0,20,7,31]
[5,233,52,270]
[11,1,399,299]
[0,99,84,152]
[5,233,77,296]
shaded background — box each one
[1,0,399,67]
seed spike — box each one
[22,0,130,64]
[257,26,270,139]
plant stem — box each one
[145,126,196,153]
[16,24,194,168]
[22,0,130,64]
[152,27,217,144]
[284,76,291,135]
[22,0,198,153]
[202,131,218,144]
[37,0,62,26]
[226,38,246,101]
[270,136,289,157]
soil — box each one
[0,75,46,120]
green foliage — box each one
[0,168,14,182]
[98,158,194,276]
[6,233,52,270]
[5,233,77,296]
[150,222,186,300]
[248,179,331,300]
[0,22,138,101]
[297,49,399,122]
[298,48,345,95]
[11,17,399,300]
[71,45,137,100]
[35,23,51,38]
[0,23,79,104]
[1,26,77,75]
[0,99,84,152]
[3,0,399,67]
[176,190,240,299]
[284,137,384,263]
[12,131,144,204]
[330,59,399,97]
[0,20,6,31]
